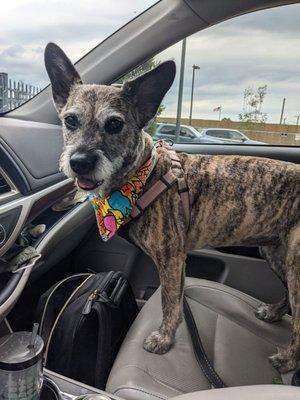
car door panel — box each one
[0,116,97,320]
[0,118,64,194]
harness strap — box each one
[130,170,178,219]
[130,142,190,230]
[169,150,190,227]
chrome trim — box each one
[0,167,19,200]
[0,254,41,317]
[0,223,6,245]
[0,178,73,257]
[12,253,42,273]
[44,368,107,396]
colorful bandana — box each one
[90,148,157,242]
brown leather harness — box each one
[130,141,191,229]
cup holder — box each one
[40,377,62,400]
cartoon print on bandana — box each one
[90,148,157,242]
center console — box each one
[43,369,121,400]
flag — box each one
[213,106,221,112]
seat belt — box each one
[183,296,227,389]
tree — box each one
[116,58,165,136]
[239,85,267,124]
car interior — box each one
[0,0,300,399]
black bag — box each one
[36,271,138,389]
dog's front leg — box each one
[143,252,186,354]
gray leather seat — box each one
[171,385,299,400]
[106,278,292,400]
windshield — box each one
[0,0,157,113]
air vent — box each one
[0,174,11,195]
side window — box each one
[180,127,190,137]
[228,131,244,141]
[116,4,300,146]
[207,130,229,139]
[159,125,175,136]
[0,2,158,113]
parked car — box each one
[198,127,266,144]
[153,123,266,144]
[153,123,223,143]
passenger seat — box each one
[106,278,293,400]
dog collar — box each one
[89,146,158,242]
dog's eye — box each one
[104,117,124,134]
[64,115,79,130]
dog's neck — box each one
[137,130,154,167]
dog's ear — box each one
[122,60,176,128]
[44,42,82,112]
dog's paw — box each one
[254,303,284,323]
[269,350,298,374]
[143,330,173,354]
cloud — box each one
[158,4,300,123]
[1,1,300,123]
[0,0,156,85]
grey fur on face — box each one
[45,42,300,375]
[45,42,175,195]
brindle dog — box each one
[45,43,300,373]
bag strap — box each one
[183,295,226,389]
[44,274,94,364]
[39,273,92,338]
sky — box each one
[1,1,300,123]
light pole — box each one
[175,38,187,143]
[189,65,200,126]
[279,98,286,125]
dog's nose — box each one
[70,152,97,175]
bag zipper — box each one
[82,289,99,315]
[81,271,116,315]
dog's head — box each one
[44,43,175,196]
